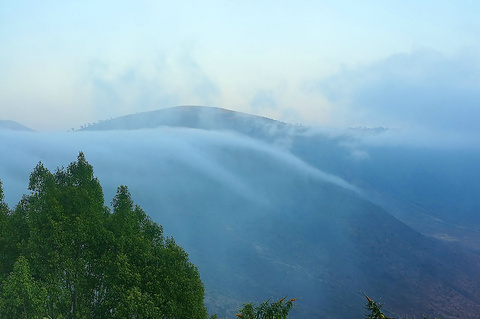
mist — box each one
[2,109,480,318]
[0,126,366,317]
[316,49,480,136]
[2,1,480,316]
[0,127,357,206]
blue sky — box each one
[1,1,479,132]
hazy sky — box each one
[1,1,479,132]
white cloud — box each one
[2,2,480,131]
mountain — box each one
[81,105,291,141]
[2,106,480,318]
[0,120,34,131]
[287,127,480,250]
[82,106,480,249]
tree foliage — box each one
[234,297,297,319]
[364,294,393,319]
[0,256,47,318]
[364,294,439,319]
[0,152,207,318]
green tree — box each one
[235,297,297,319]
[364,294,439,319]
[106,185,207,318]
[0,180,7,215]
[364,294,393,319]
[0,180,13,275]
[0,256,47,318]
[17,154,108,317]
[0,152,207,318]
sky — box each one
[0,1,479,133]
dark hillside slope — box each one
[1,108,480,317]
[0,120,34,131]
[287,130,480,253]
[117,138,480,318]
[82,106,480,250]
[81,105,289,141]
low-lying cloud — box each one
[0,128,359,207]
[317,49,480,136]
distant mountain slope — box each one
[0,120,34,131]
[1,128,480,318]
[81,105,292,140]
[82,106,480,246]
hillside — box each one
[81,106,480,250]
[1,106,480,317]
[0,120,34,131]
[81,105,291,142]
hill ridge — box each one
[0,120,34,131]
